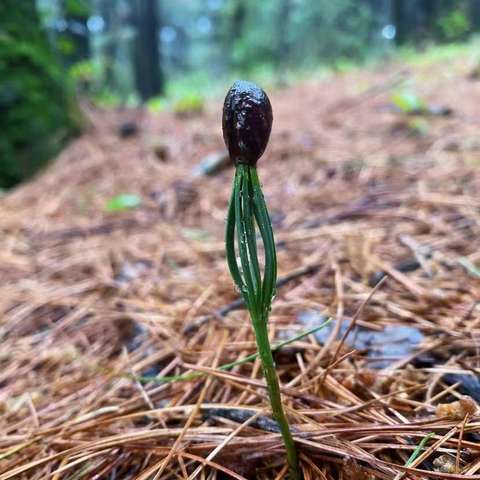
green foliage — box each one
[333,57,357,73]
[104,194,142,212]
[57,36,76,55]
[147,96,168,113]
[172,92,204,116]
[438,10,471,42]
[94,91,122,108]
[398,42,472,67]
[70,60,96,83]
[288,0,373,66]
[37,0,480,108]
[64,0,91,17]
[226,0,373,71]
[0,0,81,188]
[391,91,426,114]
[405,433,435,467]
[69,59,108,96]
[161,0,375,82]
[145,90,205,115]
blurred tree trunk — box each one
[99,0,117,89]
[392,0,420,45]
[0,0,81,188]
[404,0,440,43]
[420,0,439,39]
[61,0,91,65]
[132,0,164,101]
[364,0,390,42]
[275,0,292,69]
[230,0,246,43]
[218,0,247,69]
[365,0,387,23]
[471,0,480,30]
[392,0,405,44]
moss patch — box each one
[0,0,82,188]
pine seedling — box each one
[222,80,301,480]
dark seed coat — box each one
[222,80,273,166]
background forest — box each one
[1,0,480,188]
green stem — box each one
[252,313,301,480]
[225,164,301,480]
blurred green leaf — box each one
[105,194,141,212]
[391,91,426,114]
[64,0,90,17]
[0,0,82,189]
[94,91,122,108]
[69,60,96,82]
[173,92,204,116]
[438,10,470,42]
[147,96,167,113]
[57,37,75,55]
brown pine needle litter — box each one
[1,56,480,479]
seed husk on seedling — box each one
[223,80,301,480]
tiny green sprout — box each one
[223,81,301,480]
[173,92,204,117]
[391,91,426,115]
[105,193,141,212]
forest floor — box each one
[1,49,480,479]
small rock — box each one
[427,105,453,117]
[174,181,198,209]
[368,257,421,287]
[150,140,169,162]
[117,121,139,138]
[114,260,152,286]
[150,181,198,217]
[114,317,148,352]
[191,151,230,178]
[298,310,423,368]
[433,455,456,473]
[442,373,480,403]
